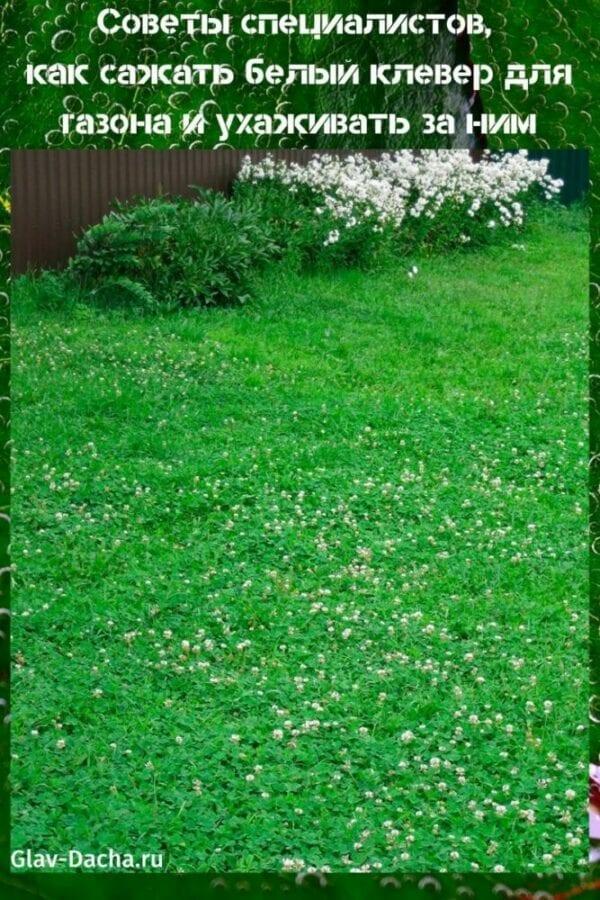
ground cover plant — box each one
[11,200,587,873]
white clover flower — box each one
[282,858,306,872]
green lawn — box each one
[12,209,588,873]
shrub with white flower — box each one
[235,150,562,267]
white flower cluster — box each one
[238,150,562,245]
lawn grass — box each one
[11,207,588,873]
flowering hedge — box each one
[234,150,563,267]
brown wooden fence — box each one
[11,148,587,274]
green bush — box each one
[68,191,275,308]
[233,178,393,270]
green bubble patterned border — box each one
[0,1,597,896]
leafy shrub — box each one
[233,176,392,270]
[68,191,275,308]
[86,276,158,313]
